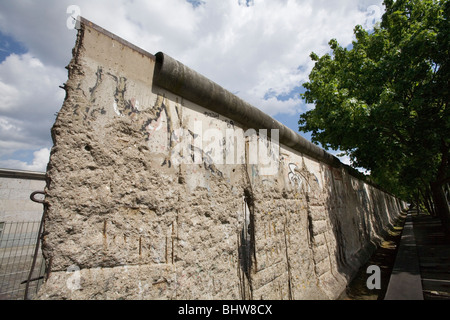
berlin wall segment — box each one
[36,18,406,300]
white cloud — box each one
[0,148,50,172]
[0,53,65,159]
[0,0,384,170]
[0,82,20,111]
[69,0,384,117]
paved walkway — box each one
[385,211,450,300]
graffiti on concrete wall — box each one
[287,163,320,193]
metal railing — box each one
[0,220,46,300]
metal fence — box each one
[0,220,46,300]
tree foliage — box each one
[299,0,449,228]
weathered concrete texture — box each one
[36,18,406,300]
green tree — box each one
[299,0,449,231]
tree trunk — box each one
[430,181,450,234]
[423,186,436,217]
[420,188,434,216]
[430,141,450,233]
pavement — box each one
[385,210,450,300]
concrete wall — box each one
[36,18,405,300]
[0,169,46,222]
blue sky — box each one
[0,0,383,172]
[0,31,27,63]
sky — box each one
[0,0,384,172]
